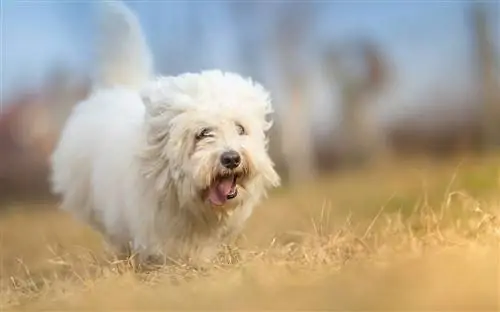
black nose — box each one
[220,150,241,169]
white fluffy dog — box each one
[50,1,280,264]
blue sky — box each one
[2,1,499,113]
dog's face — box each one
[191,117,254,207]
[141,71,280,210]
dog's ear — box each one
[226,73,275,133]
[258,153,281,188]
[251,82,274,133]
[264,166,281,188]
[140,78,192,119]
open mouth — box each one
[206,173,241,206]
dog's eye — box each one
[196,128,214,140]
[236,124,246,135]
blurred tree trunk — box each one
[281,77,316,184]
[324,40,388,166]
[471,3,499,149]
[274,3,317,185]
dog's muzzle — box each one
[205,150,244,206]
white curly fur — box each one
[50,1,280,264]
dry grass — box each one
[1,155,500,310]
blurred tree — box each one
[470,3,499,149]
[324,38,388,166]
[273,2,318,185]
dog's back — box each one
[50,1,153,247]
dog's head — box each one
[141,70,280,211]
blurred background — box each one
[2,3,500,309]
[1,0,499,202]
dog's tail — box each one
[95,1,152,90]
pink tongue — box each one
[208,177,235,206]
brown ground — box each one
[1,155,499,310]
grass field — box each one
[1,155,499,310]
